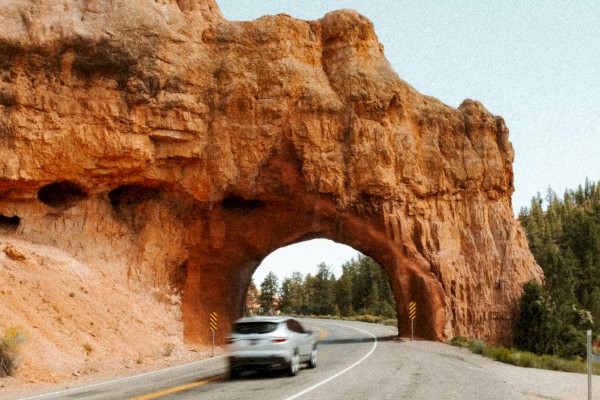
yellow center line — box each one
[305,324,328,341]
[130,373,227,400]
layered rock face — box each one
[0,0,542,345]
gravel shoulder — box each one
[405,340,600,400]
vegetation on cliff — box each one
[517,178,600,357]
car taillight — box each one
[272,337,287,343]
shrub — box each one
[453,335,600,375]
[382,318,398,328]
[487,346,513,364]
[556,325,586,359]
[469,339,486,355]
[450,336,470,348]
[0,327,26,377]
[162,342,175,357]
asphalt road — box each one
[17,319,600,400]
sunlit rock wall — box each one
[0,0,542,345]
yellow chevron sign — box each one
[408,302,416,320]
[209,312,218,332]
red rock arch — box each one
[180,154,464,345]
[0,1,543,346]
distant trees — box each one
[251,255,396,319]
[517,179,600,357]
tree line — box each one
[246,255,396,319]
[516,178,600,357]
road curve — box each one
[16,319,600,400]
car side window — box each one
[286,319,305,333]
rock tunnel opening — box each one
[0,214,20,233]
[181,194,449,346]
[37,181,87,210]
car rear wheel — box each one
[308,347,318,368]
[288,353,300,376]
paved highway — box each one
[18,319,600,400]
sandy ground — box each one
[0,236,216,399]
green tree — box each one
[313,263,336,315]
[366,281,380,315]
[514,281,561,356]
[279,272,306,314]
[336,264,355,316]
[245,279,260,316]
[303,273,317,314]
[259,271,279,314]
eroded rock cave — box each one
[0,0,542,345]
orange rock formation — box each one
[0,0,542,345]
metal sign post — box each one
[408,302,416,341]
[210,312,218,357]
[587,330,592,400]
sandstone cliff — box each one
[0,0,542,348]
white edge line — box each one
[284,322,378,400]
[20,355,226,400]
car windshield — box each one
[233,322,279,334]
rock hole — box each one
[0,214,20,233]
[221,195,264,212]
[37,181,87,209]
[108,185,160,209]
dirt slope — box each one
[0,236,212,398]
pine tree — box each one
[245,279,260,316]
[336,264,354,316]
[313,263,336,315]
[278,272,306,314]
[259,271,279,315]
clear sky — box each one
[216,1,600,285]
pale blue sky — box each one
[216,1,600,284]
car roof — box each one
[234,316,293,324]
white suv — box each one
[226,316,318,378]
